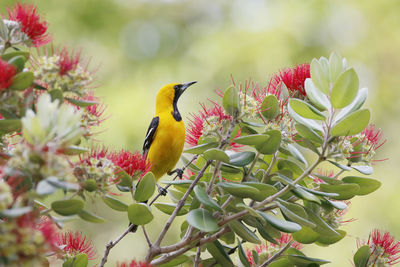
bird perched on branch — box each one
[143,81,197,191]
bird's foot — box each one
[157,183,168,196]
[168,168,184,179]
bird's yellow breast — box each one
[147,112,185,180]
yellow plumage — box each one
[143,82,196,180]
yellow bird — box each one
[143,82,197,186]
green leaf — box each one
[127,203,153,225]
[65,97,97,107]
[261,94,279,120]
[63,146,88,155]
[203,148,230,163]
[335,87,368,123]
[342,176,381,195]
[287,144,307,166]
[36,179,58,195]
[228,220,261,244]
[352,165,373,175]
[157,255,191,267]
[313,174,342,185]
[269,258,294,267]
[1,207,32,218]
[329,52,344,82]
[256,220,279,244]
[134,172,156,202]
[293,226,319,244]
[0,119,21,135]
[238,238,251,267]
[9,71,34,90]
[304,79,330,110]
[292,187,321,204]
[52,199,84,216]
[194,185,222,211]
[288,105,323,132]
[256,130,281,155]
[186,208,219,232]
[311,58,330,94]
[78,210,105,223]
[331,68,359,108]
[295,124,323,144]
[206,241,234,266]
[287,254,330,265]
[217,182,260,199]
[316,229,346,245]
[289,99,325,120]
[259,212,301,233]
[183,142,219,154]
[277,200,316,228]
[304,207,340,237]
[353,245,370,267]
[328,160,352,171]
[234,134,270,146]
[154,203,189,216]
[45,177,79,191]
[331,109,370,136]
[102,195,128,211]
[2,51,30,61]
[49,89,64,103]
[319,183,360,200]
[278,159,304,176]
[242,182,278,202]
[9,55,26,72]
[229,151,256,167]
[223,86,240,116]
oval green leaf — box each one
[78,209,105,223]
[194,185,222,211]
[256,130,281,155]
[186,208,219,232]
[134,172,156,202]
[203,148,230,163]
[154,203,189,216]
[259,212,302,233]
[261,94,279,120]
[289,99,325,120]
[331,109,370,137]
[305,79,330,110]
[102,195,128,212]
[229,151,256,167]
[331,68,359,108]
[319,183,360,200]
[9,71,34,90]
[228,220,261,244]
[51,199,84,216]
[127,203,153,225]
[234,134,270,146]
[218,182,260,199]
[353,245,371,267]
[223,86,240,116]
[183,142,219,154]
[342,176,381,195]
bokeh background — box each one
[2,0,400,266]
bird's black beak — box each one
[181,81,197,92]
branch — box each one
[142,226,152,247]
[259,241,293,267]
[194,246,201,267]
[99,224,135,267]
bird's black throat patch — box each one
[172,87,182,121]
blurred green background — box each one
[2,0,400,266]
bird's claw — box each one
[168,168,184,179]
[157,184,168,196]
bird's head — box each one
[156,82,197,117]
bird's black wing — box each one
[142,116,159,158]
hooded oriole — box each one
[143,82,196,182]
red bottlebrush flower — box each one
[56,231,97,260]
[36,217,58,249]
[79,145,109,165]
[268,63,310,97]
[246,233,302,265]
[7,3,51,47]
[59,47,81,75]
[117,260,153,267]
[186,103,243,151]
[0,59,17,90]
[71,91,107,127]
[347,124,387,163]
[357,229,400,266]
[110,150,151,178]
[312,168,335,184]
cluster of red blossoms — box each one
[268,63,310,97]
[358,229,400,266]
[117,260,153,267]
[7,3,52,47]
[0,60,17,90]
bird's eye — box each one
[174,85,179,90]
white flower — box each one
[21,94,84,148]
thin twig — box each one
[259,241,293,267]
[194,246,201,267]
[99,224,135,267]
[142,226,152,247]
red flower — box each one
[186,103,242,151]
[0,59,17,90]
[246,233,302,265]
[110,150,151,178]
[59,47,81,75]
[36,217,58,249]
[79,145,109,165]
[7,3,51,47]
[312,168,335,184]
[347,124,387,163]
[357,229,400,265]
[56,231,97,260]
[117,260,153,267]
[268,64,310,97]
